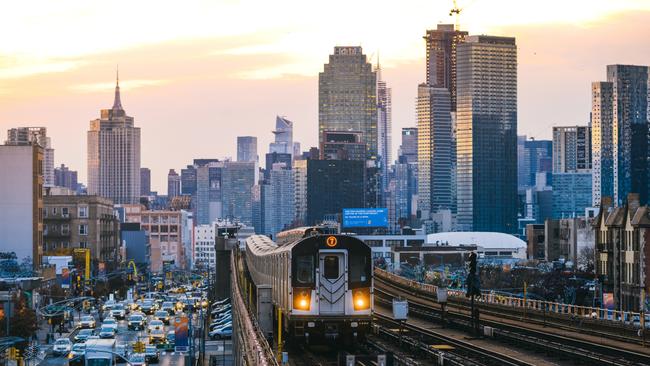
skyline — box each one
[2,1,650,192]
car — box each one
[52,338,72,356]
[147,320,164,333]
[144,345,159,364]
[74,329,94,343]
[102,300,116,312]
[79,315,96,329]
[110,304,127,319]
[129,353,147,366]
[115,343,129,364]
[154,311,171,325]
[101,318,119,333]
[140,301,156,315]
[99,326,116,339]
[149,328,165,344]
[161,302,175,315]
[210,318,231,330]
[212,310,231,321]
[211,298,229,308]
[210,304,231,315]
[128,314,146,330]
[209,324,232,340]
[68,343,86,366]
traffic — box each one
[40,280,231,366]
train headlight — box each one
[353,288,371,311]
[293,289,311,311]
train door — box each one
[318,251,346,314]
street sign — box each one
[174,316,189,352]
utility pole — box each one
[466,252,480,336]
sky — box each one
[1,0,649,193]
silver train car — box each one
[245,227,373,342]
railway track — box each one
[375,277,650,366]
[374,313,533,366]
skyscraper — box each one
[55,164,79,192]
[319,46,377,160]
[609,65,649,205]
[259,165,295,237]
[293,159,308,225]
[417,84,453,218]
[456,35,518,233]
[517,138,552,190]
[377,65,392,202]
[423,24,468,110]
[553,126,592,173]
[6,127,54,187]
[237,136,258,162]
[140,168,151,196]
[399,128,418,164]
[269,116,294,156]
[591,65,649,206]
[168,169,181,198]
[195,162,222,225]
[221,161,255,225]
[591,81,614,207]
[87,73,141,204]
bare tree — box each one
[578,246,595,273]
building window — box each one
[62,224,69,235]
[43,208,47,218]
[62,207,69,217]
[80,242,87,248]
[79,224,88,235]
[52,207,57,215]
[78,206,88,218]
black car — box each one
[144,346,159,364]
[74,329,94,343]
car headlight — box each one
[353,288,371,311]
[292,288,311,311]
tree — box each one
[578,246,595,273]
[0,294,37,339]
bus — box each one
[85,339,117,366]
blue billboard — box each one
[343,208,389,228]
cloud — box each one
[0,58,84,79]
[69,79,169,93]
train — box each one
[245,227,373,343]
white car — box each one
[99,326,116,339]
[147,320,164,332]
[110,304,126,319]
[53,338,72,356]
[79,315,96,329]
[101,318,119,332]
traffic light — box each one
[133,341,145,353]
[14,348,20,360]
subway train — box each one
[245,227,373,343]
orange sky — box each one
[1,0,649,193]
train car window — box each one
[323,256,339,279]
[296,256,314,284]
[349,255,368,283]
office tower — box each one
[140,168,151,196]
[399,128,418,164]
[517,138,553,190]
[609,65,649,205]
[306,159,365,225]
[552,125,593,218]
[269,116,294,156]
[6,127,54,187]
[181,165,197,195]
[87,74,141,204]
[293,142,301,160]
[293,159,308,225]
[591,81,614,206]
[0,144,44,269]
[320,131,366,161]
[54,164,78,191]
[259,166,295,237]
[43,195,120,264]
[264,152,291,180]
[423,24,468,110]
[456,35,517,233]
[125,207,184,272]
[553,126,592,173]
[221,161,255,225]
[167,169,181,198]
[237,136,258,162]
[195,162,223,225]
[319,46,377,159]
[377,65,392,203]
[417,84,453,219]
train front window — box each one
[323,256,339,279]
[296,256,314,285]
[349,255,368,283]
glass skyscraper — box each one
[456,35,518,233]
[319,46,377,160]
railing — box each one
[231,252,278,366]
[375,268,647,327]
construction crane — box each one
[449,0,462,31]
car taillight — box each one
[353,288,371,311]
[292,288,311,311]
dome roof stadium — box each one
[426,232,526,249]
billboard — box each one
[61,267,70,289]
[174,315,189,352]
[343,208,388,228]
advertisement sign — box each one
[603,293,615,310]
[343,208,389,228]
[174,316,189,352]
[61,267,70,289]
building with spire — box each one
[377,60,392,205]
[87,71,141,204]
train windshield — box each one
[295,256,314,285]
[348,253,371,289]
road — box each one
[38,310,195,366]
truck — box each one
[85,338,117,366]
